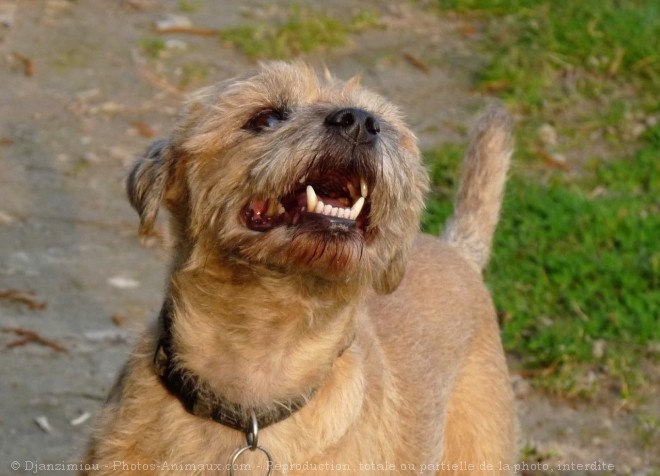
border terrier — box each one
[82,62,515,475]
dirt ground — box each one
[0,1,657,475]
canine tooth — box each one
[323,204,332,216]
[306,185,317,212]
[278,203,285,214]
[315,200,325,214]
[350,196,365,220]
[360,178,368,198]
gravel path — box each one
[1,1,656,474]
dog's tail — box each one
[441,106,513,272]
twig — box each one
[480,80,511,94]
[137,66,183,95]
[402,52,431,75]
[51,391,105,401]
[537,149,571,171]
[12,52,34,77]
[608,46,625,76]
[2,327,68,353]
[515,361,559,378]
[155,26,219,37]
[132,48,183,96]
[0,289,47,310]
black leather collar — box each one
[153,298,314,433]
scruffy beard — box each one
[220,220,371,286]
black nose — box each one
[325,108,380,144]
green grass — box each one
[492,139,659,364]
[139,37,167,59]
[439,0,658,85]
[635,412,660,448]
[178,0,200,13]
[178,62,210,88]
[221,6,381,59]
[436,0,659,164]
[423,128,659,398]
[428,0,660,399]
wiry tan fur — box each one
[82,62,515,475]
[441,108,513,272]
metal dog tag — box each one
[228,410,273,475]
[228,445,273,476]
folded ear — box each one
[373,249,407,295]
[126,139,172,239]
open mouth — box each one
[242,170,371,233]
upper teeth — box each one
[306,185,317,212]
[360,178,368,198]
[306,184,365,220]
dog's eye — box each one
[244,109,288,132]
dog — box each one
[81,61,515,475]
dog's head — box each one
[128,62,427,294]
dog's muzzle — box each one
[242,121,383,235]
